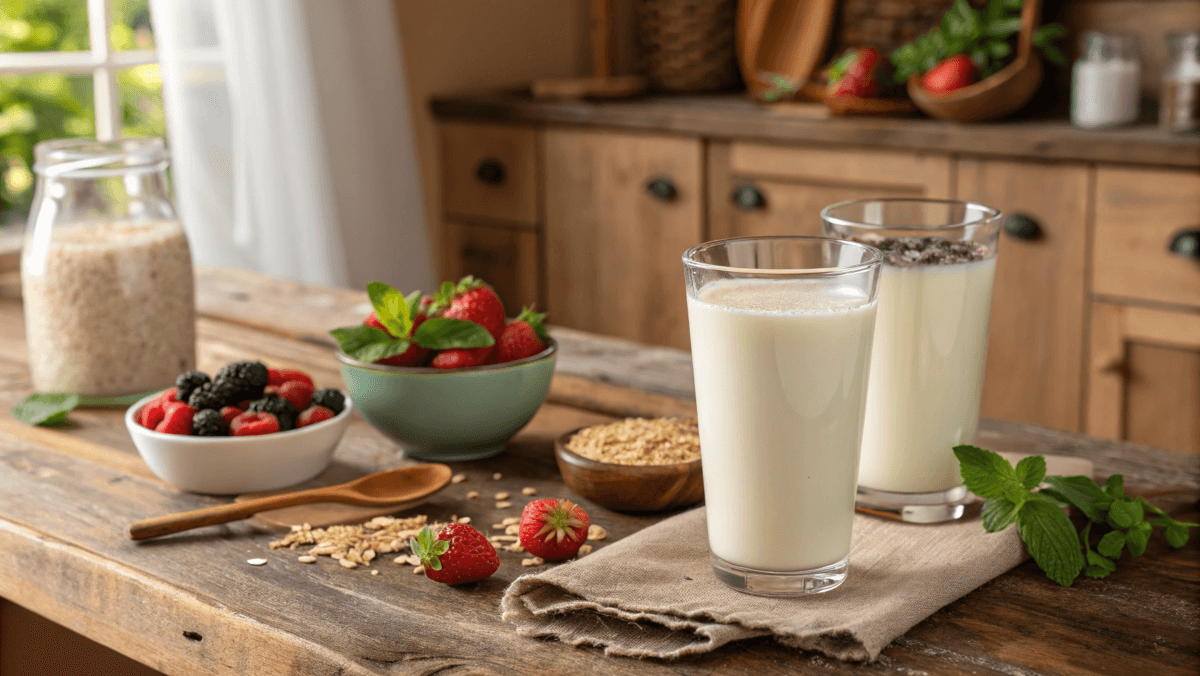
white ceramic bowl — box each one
[124,391,354,495]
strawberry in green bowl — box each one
[332,277,556,461]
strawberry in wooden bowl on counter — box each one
[125,362,353,494]
[332,276,556,462]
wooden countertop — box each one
[0,267,1196,675]
[431,91,1200,169]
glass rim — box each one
[820,198,1002,232]
[33,137,169,178]
[682,235,883,277]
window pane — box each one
[0,73,95,225]
[112,0,153,50]
[0,0,91,52]
[120,64,164,139]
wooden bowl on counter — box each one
[554,428,704,513]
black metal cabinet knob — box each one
[646,177,677,201]
[475,159,506,186]
[1168,228,1200,259]
[732,185,765,210]
[1004,213,1042,240]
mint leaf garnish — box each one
[981,496,1020,532]
[330,326,410,363]
[12,391,152,427]
[953,445,1021,499]
[412,317,495,350]
[959,447,1197,586]
[368,281,412,339]
[1017,498,1085,586]
[1014,455,1047,490]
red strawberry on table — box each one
[519,498,590,561]
[410,523,499,585]
[827,47,885,99]
[921,53,977,95]
[430,276,506,342]
[494,307,548,364]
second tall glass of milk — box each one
[823,199,1002,523]
[684,237,881,595]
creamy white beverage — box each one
[688,278,877,572]
[857,239,996,494]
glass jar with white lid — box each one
[21,137,196,396]
[1070,31,1140,129]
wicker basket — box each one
[636,0,741,92]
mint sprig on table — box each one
[954,445,1197,586]
[330,281,494,363]
[13,391,153,427]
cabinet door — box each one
[956,158,1089,433]
[708,142,952,240]
[1088,302,1200,455]
[444,220,540,315]
[544,130,703,350]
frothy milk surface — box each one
[858,257,996,493]
[687,278,876,572]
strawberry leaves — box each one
[368,282,413,339]
[516,307,548,342]
[330,326,412,364]
[413,318,495,349]
[410,526,449,571]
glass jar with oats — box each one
[21,138,195,396]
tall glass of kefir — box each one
[683,237,881,595]
[822,199,1002,523]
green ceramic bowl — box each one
[336,341,557,461]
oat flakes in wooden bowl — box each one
[554,418,703,513]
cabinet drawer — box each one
[441,123,539,225]
[1094,167,1200,308]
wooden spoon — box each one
[127,464,453,541]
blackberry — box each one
[247,394,298,431]
[191,409,228,436]
[174,370,210,402]
[310,389,345,415]
[214,361,269,400]
[188,380,238,410]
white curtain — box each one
[150,0,434,291]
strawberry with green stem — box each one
[410,523,499,585]
[493,307,549,364]
[519,498,590,561]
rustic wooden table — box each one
[0,268,1195,676]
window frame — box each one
[0,0,156,141]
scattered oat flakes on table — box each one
[588,525,607,541]
[413,565,425,575]
[451,473,467,484]
[466,491,480,499]
[297,555,316,564]
[493,473,502,480]
[521,557,545,567]
[339,559,358,569]
[501,517,520,526]
[576,544,593,558]
[494,492,509,500]
[496,501,512,508]
[521,487,537,496]
[247,558,267,566]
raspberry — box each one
[298,406,334,427]
[246,394,298,431]
[278,380,313,411]
[310,389,345,415]
[267,368,314,389]
[140,400,166,429]
[192,409,229,436]
[231,411,280,436]
[174,371,210,403]
[220,406,244,424]
[156,388,178,404]
[156,404,196,435]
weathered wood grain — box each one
[430,92,1200,169]
[0,271,1197,676]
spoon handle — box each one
[127,489,337,540]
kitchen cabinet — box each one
[543,129,703,351]
[955,158,1090,433]
[433,92,1200,448]
[1087,302,1200,455]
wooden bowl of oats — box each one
[554,418,704,513]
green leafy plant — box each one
[954,445,1197,586]
[329,280,494,363]
[409,526,450,571]
[890,0,1066,84]
[12,391,152,426]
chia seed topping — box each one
[859,236,989,267]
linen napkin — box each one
[501,507,1026,662]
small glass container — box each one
[21,138,196,396]
[1070,31,1141,129]
[1161,33,1200,132]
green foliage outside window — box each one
[1,0,165,225]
